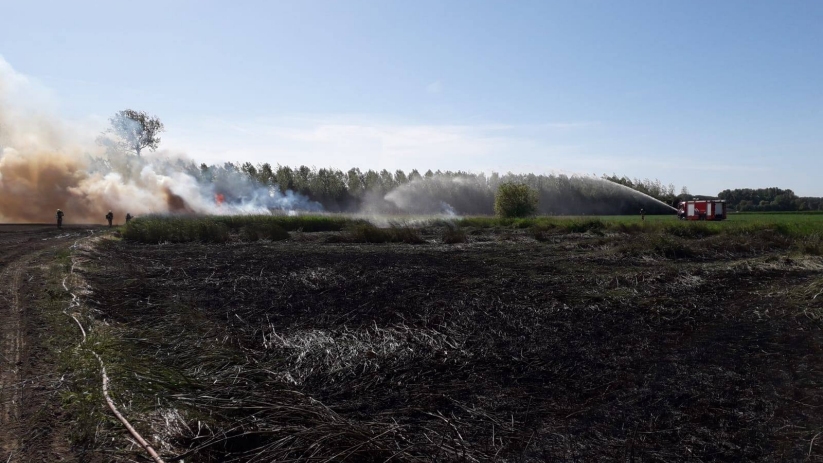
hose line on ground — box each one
[65,238,166,463]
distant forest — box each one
[181,162,822,215]
[718,188,823,212]
[189,163,680,215]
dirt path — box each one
[0,254,28,456]
[0,224,101,462]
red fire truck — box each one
[677,200,727,221]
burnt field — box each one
[72,224,823,462]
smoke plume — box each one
[0,57,320,224]
[383,174,677,216]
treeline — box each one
[718,188,823,212]
[600,174,691,206]
[183,162,677,215]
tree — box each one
[241,162,258,180]
[394,169,408,185]
[347,168,364,197]
[275,165,295,193]
[494,182,538,218]
[99,109,164,156]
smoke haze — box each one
[0,58,319,223]
[0,57,674,224]
[383,174,676,216]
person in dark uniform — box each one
[125,213,133,224]
[56,209,64,229]
[640,208,645,222]
[106,210,114,227]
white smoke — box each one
[0,57,321,223]
[383,173,678,216]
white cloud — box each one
[161,115,595,174]
[426,80,443,94]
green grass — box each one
[456,212,823,239]
[123,216,231,243]
[123,214,368,243]
[209,214,364,232]
[122,213,823,245]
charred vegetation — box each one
[61,218,823,461]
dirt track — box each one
[0,224,101,462]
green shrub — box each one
[494,183,538,218]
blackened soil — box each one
[81,231,823,462]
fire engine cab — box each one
[677,200,727,221]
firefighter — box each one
[640,208,645,222]
[105,210,114,227]
[56,209,64,229]
[125,213,133,224]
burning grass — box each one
[66,221,823,461]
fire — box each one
[215,193,225,206]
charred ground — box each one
[62,220,823,462]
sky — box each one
[1,0,821,196]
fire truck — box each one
[677,200,727,221]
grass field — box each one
[454,212,823,238]
[120,213,823,258]
[52,212,823,461]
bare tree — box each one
[99,109,164,156]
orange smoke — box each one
[0,57,204,224]
[0,148,99,222]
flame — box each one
[215,193,225,206]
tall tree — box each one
[99,109,164,156]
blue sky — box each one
[1,0,821,195]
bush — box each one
[494,183,538,218]
[651,235,694,259]
[664,222,719,239]
[240,223,290,242]
[561,219,605,234]
[442,225,468,244]
[336,223,425,244]
[123,217,230,243]
[530,223,557,242]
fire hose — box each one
[65,238,165,463]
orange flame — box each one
[215,193,225,206]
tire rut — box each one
[0,225,96,462]
[0,254,29,458]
